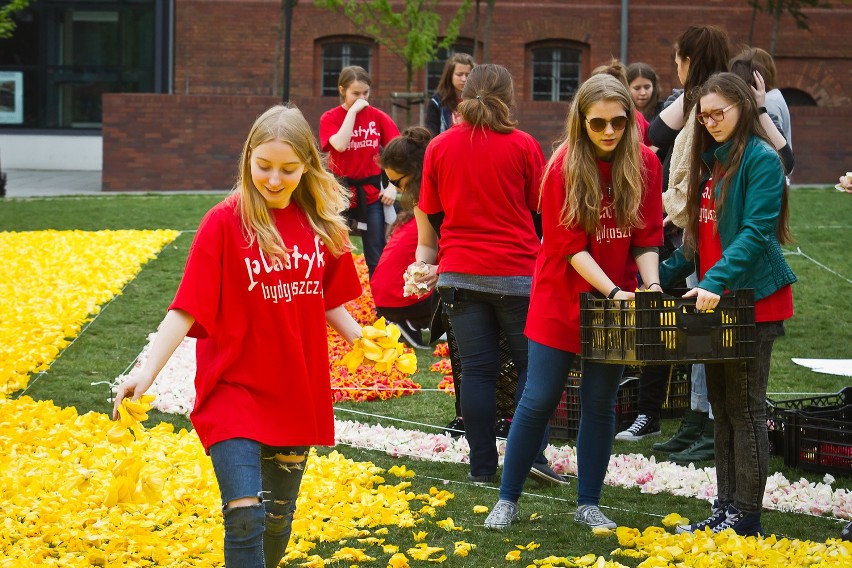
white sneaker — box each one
[484,499,519,529]
[574,505,616,529]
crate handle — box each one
[675,306,723,333]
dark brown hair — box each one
[685,72,792,254]
[379,126,432,210]
[457,64,517,133]
[627,62,661,121]
[436,53,476,111]
[731,47,777,90]
[676,26,731,119]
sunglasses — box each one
[585,115,629,132]
[387,173,409,187]
[696,103,738,125]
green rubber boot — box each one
[652,409,706,453]
[669,419,715,463]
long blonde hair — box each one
[545,74,645,233]
[231,105,351,258]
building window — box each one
[424,42,474,95]
[0,0,167,129]
[321,41,372,96]
[531,44,582,102]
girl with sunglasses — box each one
[485,74,663,531]
[663,72,795,537]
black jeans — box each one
[439,287,531,477]
[705,321,785,513]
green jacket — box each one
[660,135,797,300]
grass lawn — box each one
[3,187,851,566]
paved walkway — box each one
[3,169,227,198]
[4,169,103,197]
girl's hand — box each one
[408,260,438,291]
[751,71,767,107]
[112,371,155,420]
[683,287,720,311]
[349,98,370,114]
[613,289,635,300]
[380,185,397,205]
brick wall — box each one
[102,0,852,189]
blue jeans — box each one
[439,287,541,477]
[209,439,309,568]
[361,200,386,277]
[500,340,623,505]
[705,321,784,513]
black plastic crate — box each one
[661,365,690,419]
[767,387,852,456]
[580,289,756,364]
[549,372,640,441]
[783,404,852,476]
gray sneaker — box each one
[574,504,616,529]
[484,499,519,529]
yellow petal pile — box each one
[341,317,418,375]
[108,394,156,446]
[0,397,455,566]
[611,525,852,568]
[0,229,180,396]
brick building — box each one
[2,1,850,187]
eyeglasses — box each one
[695,103,738,125]
[585,116,629,132]
[387,173,409,188]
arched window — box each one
[424,40,475,95]
[320,39,372,96]
[779,88,817,106]
[530,43,584,102]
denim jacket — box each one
[660,135,797,300]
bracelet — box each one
[758,106,768,115]
[646,282,661,289]
[607,286,621,299]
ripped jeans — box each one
[209,438,309,568]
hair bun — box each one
[401,126,433,148]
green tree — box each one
[747,0,829,54]
[314,0,472,94]
[0,0,32,39]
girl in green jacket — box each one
[661,72,796,537]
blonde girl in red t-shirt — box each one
[485,74,663,531]
[113,105,363,568]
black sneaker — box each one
[528,462,570,487]
[495,418,512,439]
[841,520,852,541]
[712,505,763,537]
[395,320,430,349]
[444,417,464,438]
[467,472,496,483]
[615,414,661,441]
[675,500,727,534]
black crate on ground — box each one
[632,364,691,420]
[783,404,852,476]
[445,316,517,419]
[549,367,640,441]
[766,387,852,456]
[580,290,756,364]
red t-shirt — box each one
[418,123,545,276]
[170,199,362,451]
[698,178,793,322]
[370,217,433,308]
[525,145,664,353]
[319,105,400,206]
